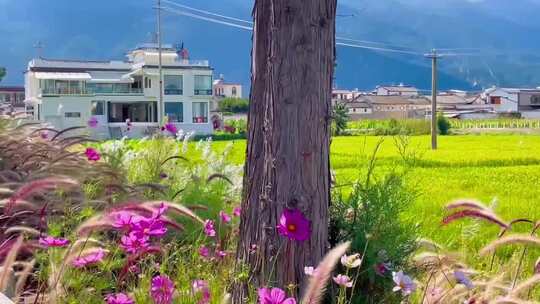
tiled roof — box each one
[365,95,430,105]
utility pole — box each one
[425,49,442,150]
[157,0,164,125]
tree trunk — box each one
[234,0,337,302]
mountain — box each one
[1,0,540,93]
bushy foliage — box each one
[0,67,5,82]
[437,114,451,135]
[347,119,431,136]
[332,102,349,136]
[218,98,249,113]
[330,143,419,303]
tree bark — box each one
[234,0,337,302]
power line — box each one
[336,42,424,56]
[161,0,253,24]
[161,6,253,31]
[336,36,423,52]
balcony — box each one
[194,89,213,96]
[42,86,143,96]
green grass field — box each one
[210,134,540,263]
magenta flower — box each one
[40,131,49,140]
[192,280,211,304]
[375,262,390,276]
[233,207,241,217]
[277,209,310,242]
[120,232,149,254]
[163,122,178,135]
[219,211,232,223]
[111,211,143,230]
[199,246,210,258]
[72,248,106,268]
[159,172,168,179]
[392,271,416,296]
[87,116,98,128]
[203,220,216,237]
[39,235,70,248]
[105,293,134,304]
[151,275,175,304]
[216,250,227,259]
[258,288,296,304]
[85,147,101,161]
[132,217,167,238]
[333,274,353,288]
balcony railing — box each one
[194,89,212,96]
[42,87,143,96]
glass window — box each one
[232,86,237,96]
[194,75,212,95]
[192,102,208,123]
[108,102,157,123]
[65,112,81,118]
[165,102,183,122]
[164,75,183,95]
[91,101,105,115]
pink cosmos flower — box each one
[111,211,143,230]
[132,217,167,238]
[333,274,353,288]
[203,220,216,237]
[39,235,70,248]
[40,131,49,140]
[163,122,178,135]
[199,246,210,258]
[151,275,175,304]
[277,209,310,242]
[192,280,211,304]
[105,293,134,304]
[85,147,101,161]
[219,211,232,223]
[392,271,416,296]
[258,288,296,304]
[233,207,241,217]
[304,266,317,276]
[120,232,149,254]
[216,250,227,259]
[87,116,98,128]
[72,248,106,268]
[375,262,390,276]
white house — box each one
[213,76,242,99]
[24,43,214,139]
[481,87,519,113]
[375,84,419,97]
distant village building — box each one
[518,89,540,118]
[375,84,419,97]
[0,86,25,109]
[332,88,362,101]
[482,87,519,113]
[212,75,243,112]
[430,92,496,119]
[342,95,430,120]
[24,43,214,138]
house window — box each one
[108,102,157,123]
[194,75,212,95]
[165,102,183,122]
[144,77,152,89]
[65,112,81,118]
[232,86,237,97]
[491,96,502,105]
[192,102,208,123]
[91,101,105,115]
[164,75,183,95]
[532,95,540,105]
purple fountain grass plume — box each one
[491,298,530,304]
[14,258,35,298]
[141,201,204,224]
[6,177,78,214]
[445,199,489,211]
[75,214,114,236]
[479,234,540,256]
[498,219,534,238]
[508,274,540,298]
[300,241,350,304]
[443,209,508,229]
[0,236,22,292]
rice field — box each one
[210,134,540,262]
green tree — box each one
[0,68,5,83]
[332,101,349,136]
[437,114,451,135]
[218,97,249,113]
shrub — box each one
[437,114,451,135]
[218,98,249,113]
[332,102,349,136]
[330,143,418,303]
[224,118,247,135]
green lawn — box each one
[210,134,540,262]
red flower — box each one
[277,209,310,242]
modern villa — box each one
[24,44,214,138]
